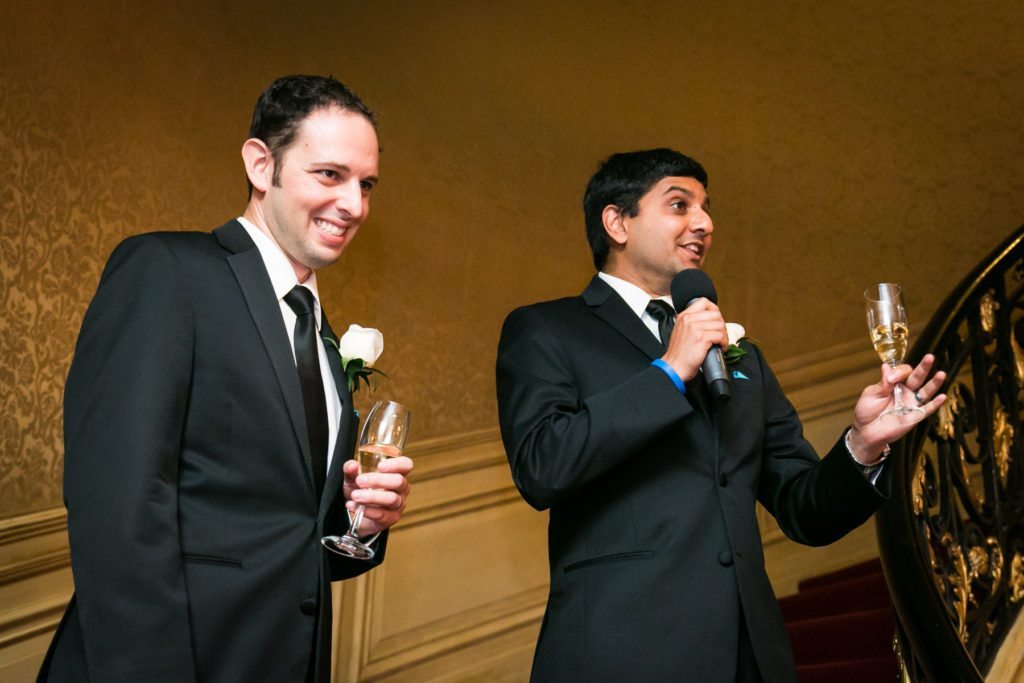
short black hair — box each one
[583,148,708,270]
[247,75,377,194]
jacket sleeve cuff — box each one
[650,359,687,394]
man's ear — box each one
[602,205,629,246]
[241,138,273,194]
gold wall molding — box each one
[0,595,67,650]
[335,426,548,682]
[0,550,68,589]
[0,508,70,587]
[773,335,901,421]
[0,510,73,676]
[0,508,67,546]
[399,428,522,529]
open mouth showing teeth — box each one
[682,243,703,256]
[314,218,345,237]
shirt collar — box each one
[597,271,672,319]
[237,216,322,329]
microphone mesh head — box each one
[670,269,717,312]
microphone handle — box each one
[703,346,731,403]
[682,297,732,403]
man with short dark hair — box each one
[39,75,411,683]
[496,148,946,681]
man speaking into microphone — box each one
[495,148,946,682]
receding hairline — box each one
[265,104,382,155]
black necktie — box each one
[284,285,328,498]
[646,299,676,347]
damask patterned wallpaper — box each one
[2,1,1022,516]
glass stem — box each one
[891,364,906,410]
[349,504,367,538]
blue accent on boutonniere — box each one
[732,370,750,380]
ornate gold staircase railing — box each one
[878,225,1024,682]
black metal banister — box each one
[878,224,1024,682]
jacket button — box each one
[718,474,728,487]
[300,598,317,615]
[718,551,734,567]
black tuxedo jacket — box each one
[40,221,383,682]
[496,276,885,683]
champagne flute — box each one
[864,283,925,419]
[322,400,410,560]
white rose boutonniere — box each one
[723,323,755,365]
[325,324,387,392]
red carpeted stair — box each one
[779,559,899,683]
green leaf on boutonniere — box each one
[343,358,388,393]
[723,337,758,365]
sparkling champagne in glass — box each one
[322,400,410,560]
[864,284,925,419]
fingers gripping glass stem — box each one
[321,400,410,560]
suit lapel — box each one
[215,221,317,494]
[320,313,355,516]
[582,276,665,360]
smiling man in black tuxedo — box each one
[496,148,947,682]
[39,75,412,683]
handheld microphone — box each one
[670,269,731,403]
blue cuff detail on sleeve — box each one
[650,359,687,394]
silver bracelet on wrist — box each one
[845,428,890,467]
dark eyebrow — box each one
[312,162,379,186]
[662,185,711,211]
